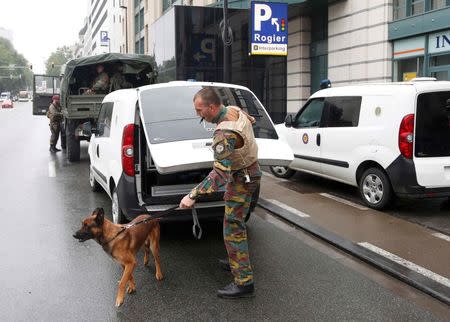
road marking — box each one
[266,199,310,218]
[48,161,56,178]
[358,242,450,288]
[432,232,450,242]
[320,193,368,210]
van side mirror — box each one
[82,121,95,137]
[285,114,294,128]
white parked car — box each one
[84,81,293,223]
[271,78,450,209]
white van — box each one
[271,79,450,209]
[84,81,293,223]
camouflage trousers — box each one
[223,176,260,286]
[49,122,61,145]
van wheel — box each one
[359,168,392,210]
[246,185,261,222]
[112,189,126,224]
[269,166,295,179]
[66,120,80,162]
[89,166,102,192]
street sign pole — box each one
[223,0,229,83]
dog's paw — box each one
[115,298,124,307]
[127,286,136,294]
[155,272,163,281]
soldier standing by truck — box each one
[47,95,63,153]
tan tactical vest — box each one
[215,106,258,171]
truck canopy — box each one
[61,53,156,105]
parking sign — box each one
[251,1,288,56]
[100,31,109,46]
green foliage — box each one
[0,37,32,93]
[45,46,74,76]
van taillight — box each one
[122,124,135,176]
[398,114,414,159]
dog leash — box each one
[103,205,202,244]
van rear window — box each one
[415,91,450,157]
[139,85,278,144]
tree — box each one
[45,46,74,76]
[0,37,32,93]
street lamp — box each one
[120,5,128,53]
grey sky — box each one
[1,0,88,73]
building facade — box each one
[76,0,450,116]
[76,0,127,57]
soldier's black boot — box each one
[54,146,61,152]
[217,282,254,299]
[49,145,57,153]
[218,258,231,271]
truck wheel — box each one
[66,120,80,162]
[269,166,295,179]
[246,185,260,222]
[359,167,393,210]
[89,165,102,192]
[112,189,126,224]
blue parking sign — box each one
[251,1,288,56]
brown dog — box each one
[73,208,163,307]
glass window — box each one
[323,96,362,127]
[139,85,278,143]
[431,70,449,80]
[294,99,325,128]
[139,9,144,31]
[411,0,425,15]
[431,0,446,10]
[96,102,114,137]
[393,0,407,20]
[415,91,450,157]
[394,57,424,81]
[430,54,450,67]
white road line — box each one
[358,242,450,288]
[320,193,368,210]
[266,199,310,218]
[432,232,450,242]
[48,161,56,178]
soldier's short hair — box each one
[193,87,221,106]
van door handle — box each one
[316,133,321,146]
[96,145,100,158]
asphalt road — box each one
[0,102,447,321]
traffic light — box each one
[29,64,33,70]
[51,62,54,68]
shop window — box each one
[411,0,425,15]
[394,57,424,81]
[430,54,450,66]
[393,0,407,20]
[431,0,446,9]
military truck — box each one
[34,53,156,161]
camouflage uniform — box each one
[190,106,261,286]
[91,72,109,94]
[48,102,63,146]
[110,72,133,92]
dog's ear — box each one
[93,208,104,226]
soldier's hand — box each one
[179,194,195,209]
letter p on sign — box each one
[254,4,272,31]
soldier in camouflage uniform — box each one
[48,95,63,153]
[179,87,261,299]
[87,64,109,94]
[109,64,133,92]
